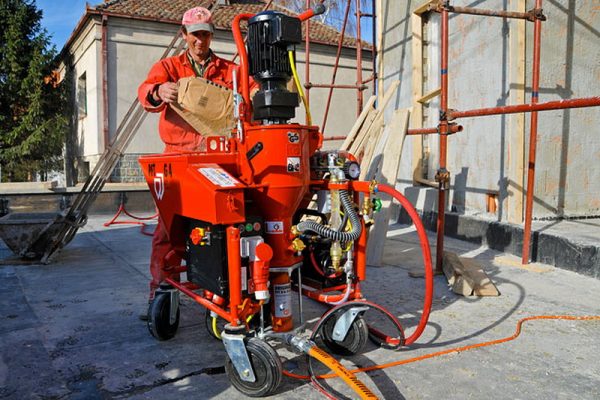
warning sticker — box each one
[287,157,301,173]
[273,283,292,317]
[265,221,284,235]
[199,167,240,187]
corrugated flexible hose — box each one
[307,346,378,400]
[297,190,362,242]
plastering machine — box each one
[140,5,434,398]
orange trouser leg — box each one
[148,218,181,300]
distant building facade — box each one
[60,0,373,185]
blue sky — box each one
[36,0,372,51]
[36,0,100,50]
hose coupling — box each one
[369,180,378,194]
[284,334,315,354]
[361,195,372,215]
[290,225,301,238]
[289,238,306,252]
[330,242,342,272]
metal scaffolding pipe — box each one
[435,6,450,272]
[304,0,311,123]
[443,5,537,21]
[321,0,352,134]
[522,0,544,265]
[407,124,463,135]
[448,97,600,120]
[355,0,364,115]
[310,83,367,89]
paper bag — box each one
[170,77,235,137]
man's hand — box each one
[157,82,178,104]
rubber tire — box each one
[320,314,369,356]
[147,292,180,341]
[225,338,282,397]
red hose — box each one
[375,183,434,345]
[231,13,254,108]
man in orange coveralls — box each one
[138,6,244,319]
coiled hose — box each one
[297,190,361,242]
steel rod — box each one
[448,97,600,119]
[355,0,364,116]
[407,125,463,135]
[371,0,377,96]
[435,6,449,272]
[310,83,366,89]
[321,0,352,135]
[445,5,534,21]
[362,74,376,85]
[522,0,543,264]
[305,0,311,122]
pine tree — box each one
[0,0,68,182]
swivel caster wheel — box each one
[148,290,180,341]
[319,308,369,356]
[225,338,282,397]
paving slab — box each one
[1,215,599,399]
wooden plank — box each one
[442,251,500,297]
[417,87,441,104]
[349,111,379,156]
[413,0,438,16]
[341,95,377,151]
[461,258,501,296]
[366,109,410,266]
[507,0,526,224]
[358,117,385,180]
[411,14,425,183]
[376,0,384,102]
[347,80,398,156]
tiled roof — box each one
[92,0,363,48]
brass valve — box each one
[289,238,306,252]
[290,225,301,238]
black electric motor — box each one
[247,11,302,123]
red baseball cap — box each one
[182,6,214,33]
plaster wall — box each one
[527,0,600,218]
[67,19,103,161]
[98,18,372,157]
[381,0,600,220]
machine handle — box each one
[232,13,254,114]
[298,3,326,21]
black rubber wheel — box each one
[147,292,180,341]
[320,312,369,356]
[225,338,282,397]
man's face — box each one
[184,30,213,60]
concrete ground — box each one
[1,215,599,399]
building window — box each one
[77,72,87,118]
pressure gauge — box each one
[344,161,361,180]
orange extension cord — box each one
[284,315,600,381]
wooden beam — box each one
[411,13,425,183]
[442,252,500,297]
[417,87,441,104]
[348,81,399,156]
[507,0,526,224]
[341,95,377,151]
[358,116,385,180]
[366,109,410,266]
[413,0,438,16]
